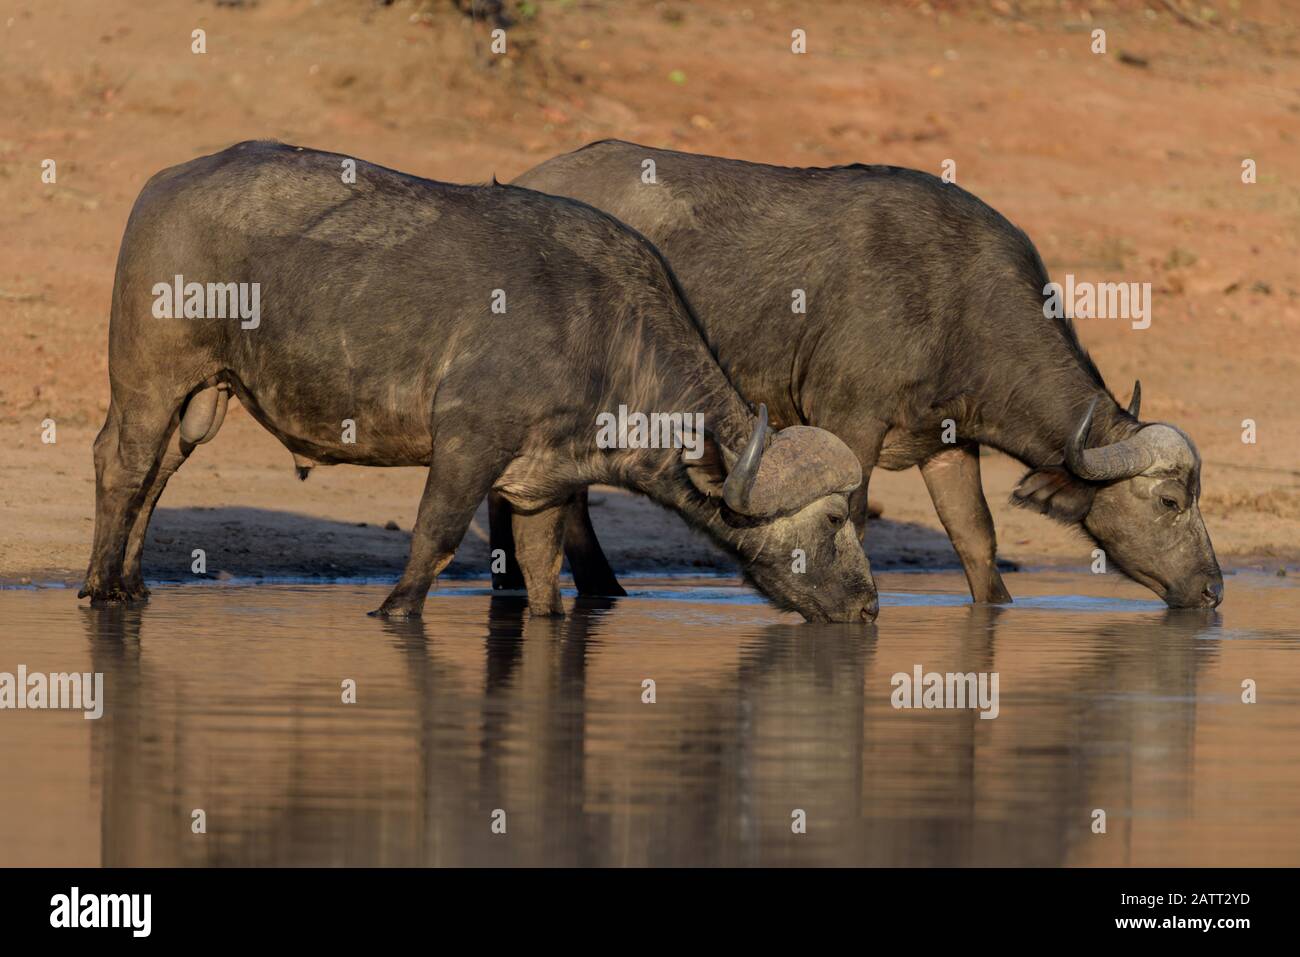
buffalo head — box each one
[686,405,878,623]
[1013,382,1223,608]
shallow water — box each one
[1,571,1297,866]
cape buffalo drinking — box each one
[502,141,1223,609]
[80,141,878,622]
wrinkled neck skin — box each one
[599,286,757,454]
[585,321,761,558]
[967,367,1140,469]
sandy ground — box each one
[1,0,1298,587]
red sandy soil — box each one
[1,0,1297,588]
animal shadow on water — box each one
[138,501,989,587]
[77,597,1221,865]
[139,505,486,582]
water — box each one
[1,571,1297,866]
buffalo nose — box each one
[1202,580,1223,608]
[860,596,880,622]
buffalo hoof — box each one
[368,603,422,619]
[79,581,141,605]
[983,582,1013,605]
[971,578,1013,605]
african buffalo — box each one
[80,141,878,622]
[499,140,1223,609]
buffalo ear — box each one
[684,433,738,499]
[1010,466,1096,524]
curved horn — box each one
[723,404,768,514]
[1126,380,1141,419]
[1065,397,1154,481]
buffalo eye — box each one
[827,512,846,528]
[1159,496,1180,512]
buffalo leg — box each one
[488,490,527,591]
[493,488,626,597]
[823,417,889,543]
[372,447,503,618]
[121,427,191,600]
[920,443,1012,604]
[81,400,179,604]
[512,502,568,617]
[562,487,626,596]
